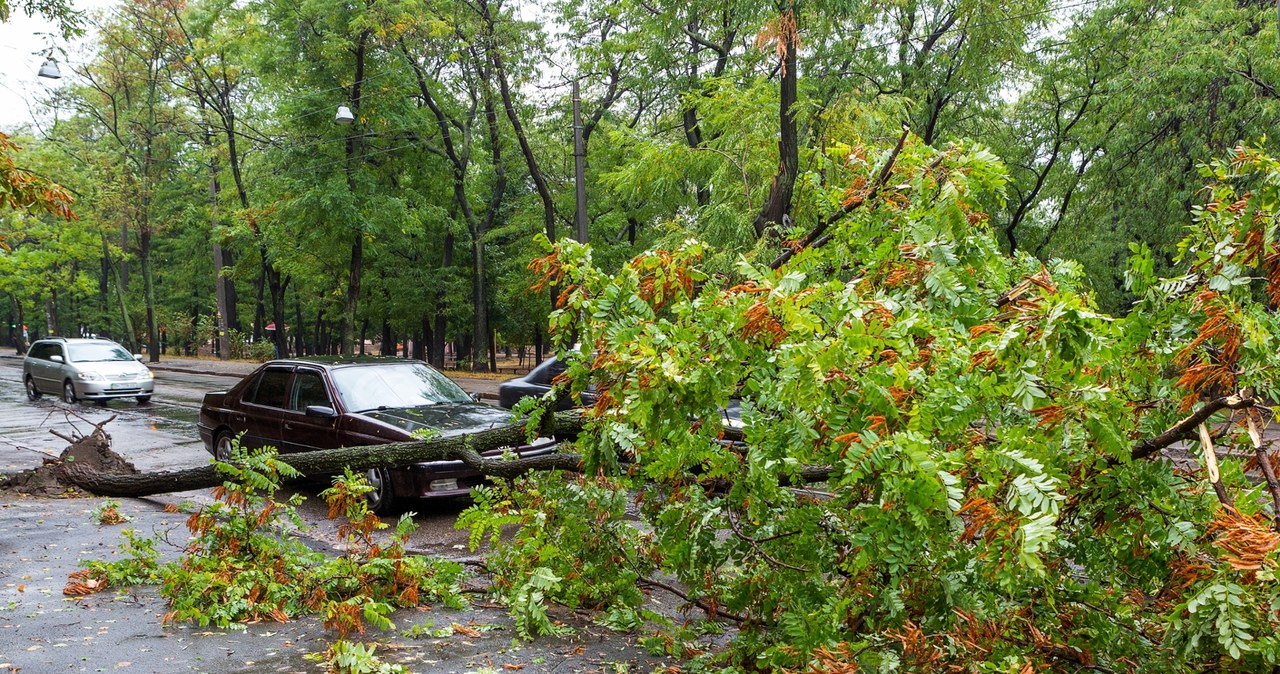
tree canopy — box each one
[4,0,1280,669]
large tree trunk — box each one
[64,411,588,497]
[752,4,799,240]
[341,31,371,356]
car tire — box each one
[136,395,151,404]
[25,376,41,401]
[213,430,235,463]
[62,380,77,404]
[365,467,396,515]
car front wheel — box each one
[25,376,41,401]
[62,380,77,404]
[136,395,151,404]
[213,431,235,462]
[365,467,396,515]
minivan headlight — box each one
[77,372,104,381]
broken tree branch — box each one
[768,126,909,270]
[1129,393,1257,461]
[62,410,588,498]
[1247,416,1280,532]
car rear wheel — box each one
[136,395,152,404]
[365,467,396,515]
[62,380,77,404]
[25,376,41,401]
[213,430,235,462]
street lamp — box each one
[37,56,62,80]
[335,105,354,125]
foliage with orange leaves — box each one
[0,132,75,237]
[466,140,1280,673]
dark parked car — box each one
[498,357,743,438]
[497,357,598,411]
[197,357,555,513]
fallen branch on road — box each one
[62,410,588,498]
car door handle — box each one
[284,422,294,431]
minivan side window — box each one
[27,343,48,360]
[248,368,291,408]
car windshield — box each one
[67,342,134,362]
[330,363,472,412]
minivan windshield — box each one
[68,342,135,362]
[330,363,472,412]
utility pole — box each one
[572,79,588,243]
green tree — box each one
[471,138,1280,671]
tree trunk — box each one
[141,229,159,363]
[752,3,799,240]
[340,31,371,357]
[45,294,59,337]
[269,270,288,358]
[65,412,587,498]
[107,236,138,354]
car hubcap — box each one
[215,436,233,462]
[63,383,75,403]
[366,469,385,508]
[26,379,36,398]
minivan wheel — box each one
[62,380,77,404]
[136,395,152,404]
[25,376,41,401]
[365,467,396,515]
[213,431,235,462]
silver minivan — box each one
[23,337,154,404]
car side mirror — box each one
[50,354,63,363]
[305,405,337,418]
[471,392,482,403]
[134,354,144,361]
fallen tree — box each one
[467,140,1280,673]
[62,410,588,497]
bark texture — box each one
[64,411,586,498]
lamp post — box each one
[37,57,62,79]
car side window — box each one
[291,370,331,411]
[27,343,47,360]
[47,344,64,361]
[248,368,291,408]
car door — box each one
[24,343,47,390]
[278,367,340,454]
[34,343,65,391]
[236,365,292,450]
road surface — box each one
[0,355,499,557]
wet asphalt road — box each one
[0,357,683,673]
[0,357,486,559]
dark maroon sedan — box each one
[197,357,555,513]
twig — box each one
[638,575,749,624]
[1198,423,1234,508]
[768,126,910,270]
[725,507,811,572]
[1130,393,1257,461]
[1246,416,1280,532]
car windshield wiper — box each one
[353,405,390,413]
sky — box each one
[0,0,106,132]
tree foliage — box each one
[466,139,1280,672]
